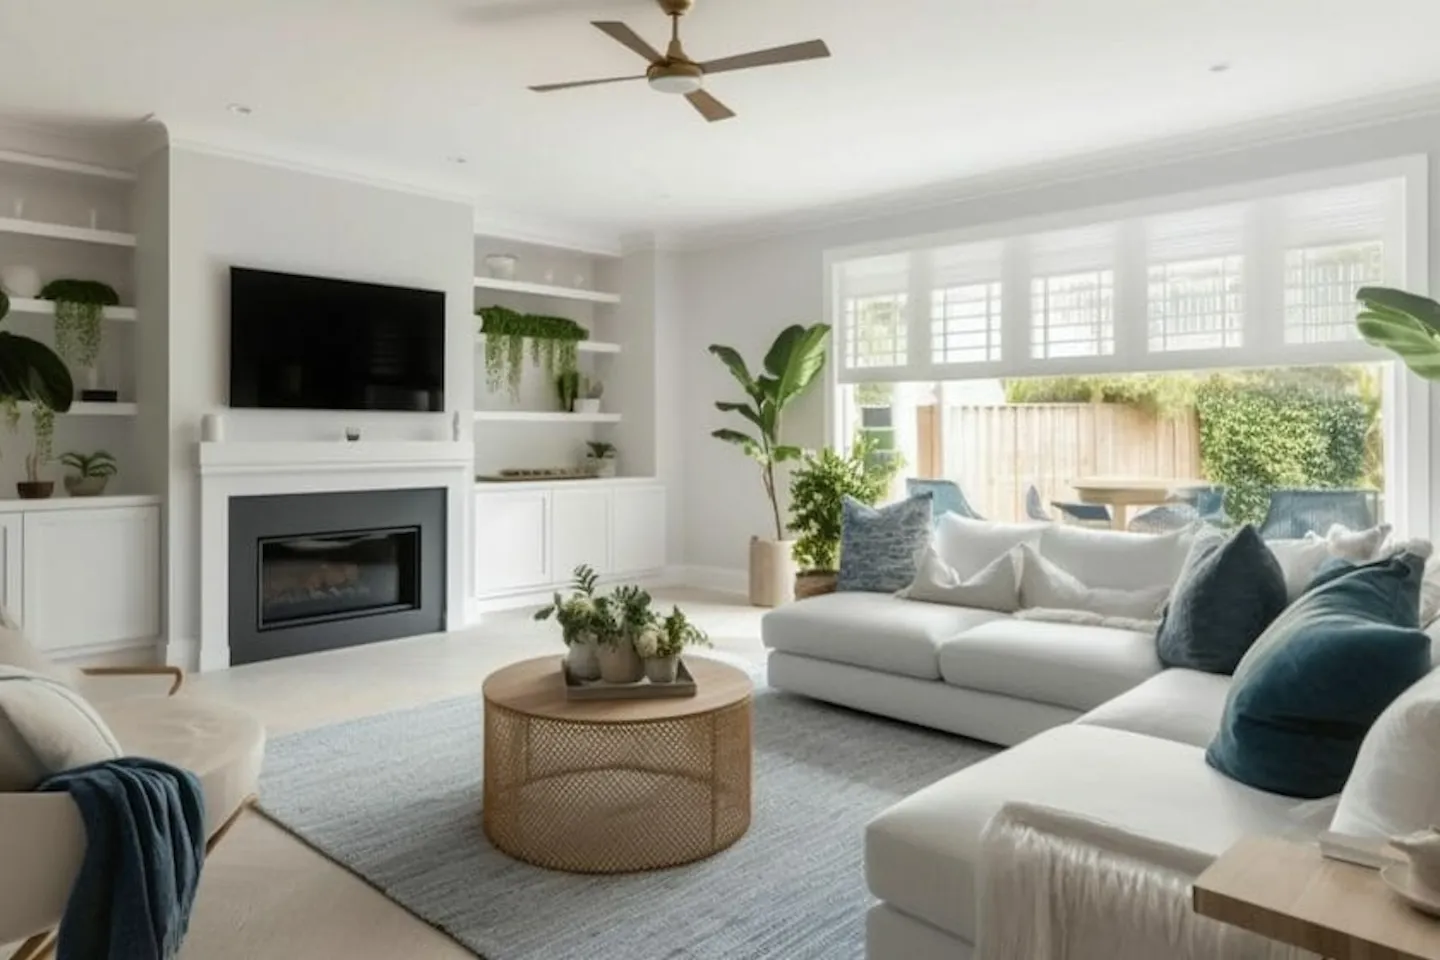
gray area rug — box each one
[258,686,995,960]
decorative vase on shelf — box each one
[566,635,601,681]
[484,254,519,279]
[0,265,41,298]
[644,655,679,684]
[597,640,644,683]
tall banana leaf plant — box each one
[1356,287,1440,381]
[709,323,832,541]
[0,290,74,414]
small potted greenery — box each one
[585,440,617,478]
[575,377,604,415]
[635,606,710,683]
[556,369,581,412]
[591,589,646,683]
[60,449,117,497]
[39,279,119,401]
[534,565,603,680]
[15,404,55,499]
[787,435,902,598]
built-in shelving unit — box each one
[473,276,620,304]
[577,340,620,354]
[473,410,622,424]
[0,216,135,248]
[7,297,136,322]
[0,149,134,182]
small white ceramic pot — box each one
[586,454,617,478]
[574,398,602,415]
[566,635,601,681]
[597,640,644,683]
[644,655,679,684]
[484,254,519,279]
[0,265,41,298]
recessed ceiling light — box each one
[448,155,468,165]
[226,102,253,116]
[1208,62,1232,74]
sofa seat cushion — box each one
[865,725,1303,944]
[1076,668,1231,748]
[937,619,1162,711]
[762,593,1004,680]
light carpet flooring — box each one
[177,588,769,960]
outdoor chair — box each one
[1,639,265,960]
[1024,484,1110,526]
[1128,485,1229,534]
[907,478,984,523]
[1257,488,1380,540]
[1024,485,1051,521]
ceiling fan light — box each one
[648,72,703,95]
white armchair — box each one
[2,665,265,960]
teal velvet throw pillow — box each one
[1206,552,1431,798]
[836,494,933,593]
[1156,525,1287,675]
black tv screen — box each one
[229,267,445,412]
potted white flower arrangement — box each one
[593,584,652,683]
[634,606,710,683]
[533,564,602,680]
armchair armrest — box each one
[80,665,184,697]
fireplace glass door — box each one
[258,526,420,629]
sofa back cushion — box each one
[1018,545,1169,620]
[1037,524,1190,591]
[836,494,934,593]
[900,543,1020,612]
[1157,526,1288,675]
[934,514,1045,581]
[1206,553,1431,798]
[0,665,123,791]
[1331,667,1440,838]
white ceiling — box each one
[3,0,1440,245]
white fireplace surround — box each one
[188,440,472,672]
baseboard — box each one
[52,637,164,665]
[674,565,748,596]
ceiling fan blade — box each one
[699,39,831,75]
[686,89,736,123]
[529,74,646,92]
[592,20,663,63]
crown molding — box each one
[472,211,622,258]
[663,82,1440,252]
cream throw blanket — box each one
[976,803,1317,960]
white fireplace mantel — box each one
[187,440,473,672]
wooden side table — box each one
[1193,836,1440,960]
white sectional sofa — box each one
[759,519,1437,960]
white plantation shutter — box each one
[1146,204,1247,353]
[836,253,911,373]
[931,241,1003,365]
[1030,225,1116,360]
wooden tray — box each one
[562,659,697,700]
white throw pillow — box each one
[934,514,1046,581]
[1331,669,1440,839]
[1322,523,1393,563]
[1264,537,1333,603]
[900,543,1019,612]
[0,665,123,791]
[1035,524,1190,591]
[1017,544,1170,620]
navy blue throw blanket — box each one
[38,758,206,960]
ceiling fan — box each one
[528,0,831,122]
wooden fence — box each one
[922,403,1203,522]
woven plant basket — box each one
[794,571,838,600]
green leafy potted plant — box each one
[534,564,603,679]
[596,583,653,683]
[585,440,617,478]
[556,369,581,412]
[60,449,118,497]
[39,279,119,400]
[575,377,604,415]
[16,403,56,499]
[788,435,902,599]
[634,606,710,683]
[710,323,831,607]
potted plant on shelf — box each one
[635,606,710,683]
[39,279,119,402]
[575,377,604,415]
[787,435,902,599]
[60,449,118,497]
[710,323,831,607]
[477,306,588,400]
[533,564,603,680]
[15,403,55,499]
[585,440,617,478]
[556,369,581,412]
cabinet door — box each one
[611,485,667,575]
[473,491,551,595]
[0,515,22,626]
[551,487,613,578]
[23,507,160,654]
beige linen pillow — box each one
[901,543,1019,612]
[0,665,123,791]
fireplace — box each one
[230,488,446,664]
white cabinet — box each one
[611,486,666,575]
[471,481,666,600]
[473,490,551,594]
[0,515,21,625]
[22,505,160,655]
[552,487,613,578]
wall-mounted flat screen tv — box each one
[229,267,445,412]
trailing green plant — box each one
[556,369,581,411]
[60,449,119,479]
[40,279,118,371]
[477,306,588,399]
[1356,286,1440,381]
[24,402,54,482]
[788,434,903,573]
[710,323,832,541]
[635,606,711,660]
[586,440,616,459]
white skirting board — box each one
[673,565,748,597]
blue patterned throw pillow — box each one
[836,494,933,593]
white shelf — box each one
[0,494,159,514]
[7,297,136,322]
[0,217,136,248]
[473,410,621,424]
[63,402,137,417]
[0,149,134,182]
[473,276,620,304]
[577,340,620,354]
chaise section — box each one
[937,620,1163,712]
[1076,667,1232,748]
[762,593,1004,680]
[865,725,1302,948]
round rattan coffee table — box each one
[482,655,753,874]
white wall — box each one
[160,147,475,662]
[678,110,1440,574]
